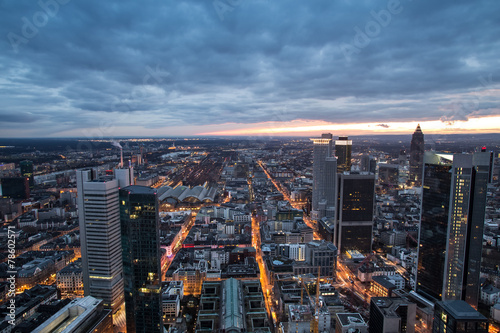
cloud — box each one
[0,0,499,137]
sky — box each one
[1,0,499,138]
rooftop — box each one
[371,297,415,318]
[121,185,157,195]
[438,300,487,320]
[336,313,366,327]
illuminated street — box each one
[162,212,197,277]
[252,215,278,327]
[258,160,321,239]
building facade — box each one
[409,125,424,187]
[335,173,375,255]
[311,133,336,220]
[433,301,488,333]
[417,152,489,308]
[335,136,352,173]
[120,185,163,333]
[369,297,416,333]
[76,169,130,312]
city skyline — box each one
[1,1,499,138]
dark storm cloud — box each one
[0,0,499,136]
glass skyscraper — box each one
[409,125,424,187]
[417,152,489,308]
[120,185,162,333]
[335,173,375,255]
[335,136,352,173]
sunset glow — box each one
[201,115,500,136]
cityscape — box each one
[0,131,499,333]
[1,1,500,333]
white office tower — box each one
[115,167,134,187]
[311,134,337,220]
[76,168,133,312]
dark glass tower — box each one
[0,177,30,199]
[20,160,34,189]
[409,125,424,186]
[120,186,162,333]
[335,173,375,255]
[417,152,489,308]
[335,136,352,173]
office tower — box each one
[311,133,336,219]
[369,297,416,333]
[433,301,488,333]
[115,167,134,186]
[335,173,375,255]
[409,125,424,186]
[76,168,132,312]
[416,152,489,308]
[0,177,30,199]
[20,160,34,189]
[361,154,376,174]
[120,186,162,333]
[324,157,338,217]
[378,164,399,187]
[306,240,337,277]
[484,148,494,183]
[335,136,352,173]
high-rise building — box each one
[311,133,336,219]
[120,185,162,333]
[378,164,399,187]
[335,173,375,255]
[335,136,352,173]
[361,154,376,174]
[433,301,488,333]
[416,152,489,308]
[76,168,133,312]
[0,177,30,199]
[369,297,416,333]
[20,160,34,189]
[409,125,424,186]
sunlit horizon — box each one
[200,115,500,137]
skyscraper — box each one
[76,168,133,312]
[335,136,352,173]
[335,173,375,255]
[0,177,30,199]
[409,125,424,187]
[120,186,163,333]
[20,160,34,189]
[416,152,489,308]
[361,154,376,174]
[311,133,336,219]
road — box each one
[258,160,320,239]
[252,215,278,327]
[162,212,197,278]
[259,159,374,318]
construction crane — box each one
[406,231,418,249]
[356,252,376,271]
[283,268,322,333]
